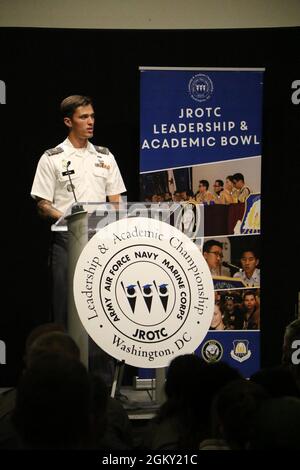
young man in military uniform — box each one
[232,173,251,203]
[233,249,260,287]
[202,239,230,277]
[31,95,126,387]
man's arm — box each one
[108,194,122,203]
[36,197,63,221]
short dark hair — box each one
[215,179,224,187]
[226,175,235,183]
[203,239,223,253]
[13,354,91,449]
[199,180,209,190]
[242,290,256,301]
[232,173,244,183]
[240,248,259,259]
[26,332,80,368]
[25,323,65,355]
[60,95,93,118]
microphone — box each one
[66,161,84,213]
[222,261,241,271]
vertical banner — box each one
[139,67,263,377]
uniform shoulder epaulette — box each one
[45,146,64,156]
[94,145,109,155]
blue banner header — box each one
[140,69,263,172]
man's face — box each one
[233,179,243,189]
[181,191,187,200]
[198,183,206,193]
[204,245,223,270]
[211,304,223,328]
[244,294,256,311]
[213,181,223,194]
[240,251,258,277]
[225,299,234,312]
[225,178,234,191]
[65,104,95,139]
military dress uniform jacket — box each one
[237,185,251,203]
[31,138,126,214]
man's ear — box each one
[64,117,72,129]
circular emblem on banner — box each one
[188,73,213,102]
[201,339,223,363]
[74,217,214,367]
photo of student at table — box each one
[233,248,260,287]
[202,239,231,277]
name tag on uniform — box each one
[62,170,75,176]
[95,162,110,170]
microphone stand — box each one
[66,162,84,213]
[64,162,88,366]
[222,261,242,272]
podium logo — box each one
[0,340,6,364]
[74,217,214,368]
[122,281,169,314]
[0,80,6,104]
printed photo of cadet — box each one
[191,157,261,203]
[241,289,260,330]
[233,248,260,287]
[203,235,260,280]
[209,289,260,331]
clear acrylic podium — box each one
[52,201,204,403]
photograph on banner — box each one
[138,67,263,379]
[140,167,192,203]
[192,156,260,203]
[139,159,261,238]
[210,288,260,331]
[199,234,260,288]
[140,157,261,204]
[192,156,261,236]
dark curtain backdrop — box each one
[0,27,299,385]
